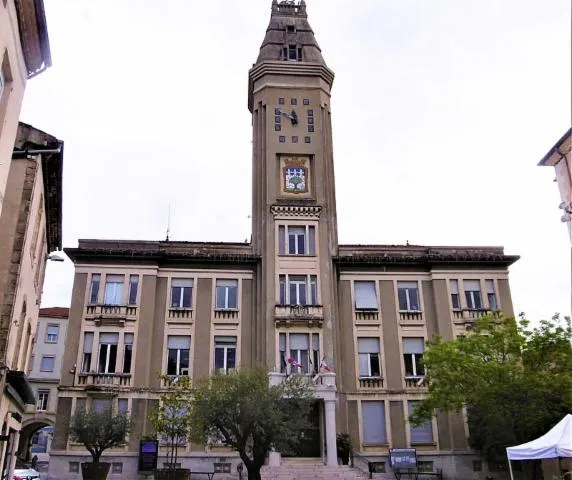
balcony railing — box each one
[162,375,189,387]
[85,304,137,325]
[452,309,492,322]
[77,373,131,387]
[399,311,423,322]
[268,372,336,392]
[214,309,239,320]
[355,309,379,322]
[405,376,427,389]
[358,377,384,389]
[168,308,193,320]
[274,304,324,325]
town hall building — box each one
[51,1,519,479]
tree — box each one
[189,368,315,480]
[69,408,131,467]
[410,313,572,464]
[148,375,194,472]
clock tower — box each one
[248,0,338,392]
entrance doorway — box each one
[283,401,321,458]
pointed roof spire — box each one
[255,0,326,66]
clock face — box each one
[285,167,307,192]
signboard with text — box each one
[389,448,417,470]
[138,440,159,472]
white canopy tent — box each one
[506,414,572,480]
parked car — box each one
[12,459,40,480]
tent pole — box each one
[507,456,515,480]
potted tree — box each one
[336,433,353,466]
[148,375,193,480]
[69,407,131,480]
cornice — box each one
[270,204,322,220]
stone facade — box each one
[52,2,518,480]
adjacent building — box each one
[18,307,69,462]
[52,2,518,479]
[0,0,52,218]
[0,122,63,478]
[538,127,572,244]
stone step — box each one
[261,464,368,480]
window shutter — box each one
[124,333,134,345]
[308,226,316,255]
[216,279,238,287]
[83,332,94,353]
[358,354,370,376]
[172,278,193,288]
[167,335,191,349]
[409,401,433,443]
[398,281,418,289]
[290,333,309,350]
[450,280,459,294]
[354,281,378,309]
[278,226,286,255]
[362,401,386,444]
[402,337,424,354]
[485,280,495,293]
[464,280,480,291]
[358,337,380,353]
[99,333,119,344]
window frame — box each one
[450,279,461,310]
[122,333,133,374]
[103,274,125,305]
[170,278,194,309]
[215,279,239,310]
[397,281,421,312]
[45,324,59,343]
[357,337,381,378]
[402,338,425,378]
[279,332,320,375]
[486,279,498,309]
[464,280,483,310]
[40,355,55,372]
[279,274,318,306]
[88,273,101,305]
[278,224,316,256]
[214,336,237,374]
[97,333,119,374]
[354,281,379,311]
[166,335,191,376]
[408,401,434,444]
[128,275,139,305]
[36,389,49,411]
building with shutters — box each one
[50,2,518,479]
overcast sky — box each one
[21,0,571,321]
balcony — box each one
[358,377,384,389]
[213,309,239,323]
[399,311,424,323]
[85,304,137,325]
[355,309,380,323]
[404,376,427,389]
[77,373,132,387]
[452,309,492,326]
[168,308,193,321]
[268,372,336,401]
[274,304,323,326]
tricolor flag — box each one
[287,357,304,370]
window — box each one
[69,462,79,473]
[279,275,318,305]
[358,338,381,377]
[402,338,425,377]
[304,136,311,143]
[128,275,139,305]
[291,97,298,105]
[92,398,112,413]
[82,332,94,373]
[89,274,100,304]
[45,324,59,343]
[214,336,236,373]
[397,281,420,311]
[464,280,482,309]
[40,356,55,372]
[354,281,378,310]
[36,390,49,411]
[279,136,286,143]
[103,275,124,305]
[123,333,133,374]
[362,401,386,444]
[167,335,190,376]
[417,461,434,473]
[303,98,310,105]
[111,463,123,474]
[278,97,285,105]
[286,25,295,33]
[292,136,298,143]
[215,279,238,310]
[408,401,433,443]
[98,333,118,374]
[278,225,316,256]
[450,279,461,309]
[279,332,319,375]
[118,398,128,414]
[486,280,497,309]
[171,278,193,309]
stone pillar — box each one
[324,399,337,466]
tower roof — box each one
[255,0,326,66]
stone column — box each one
[324,399,337,466]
